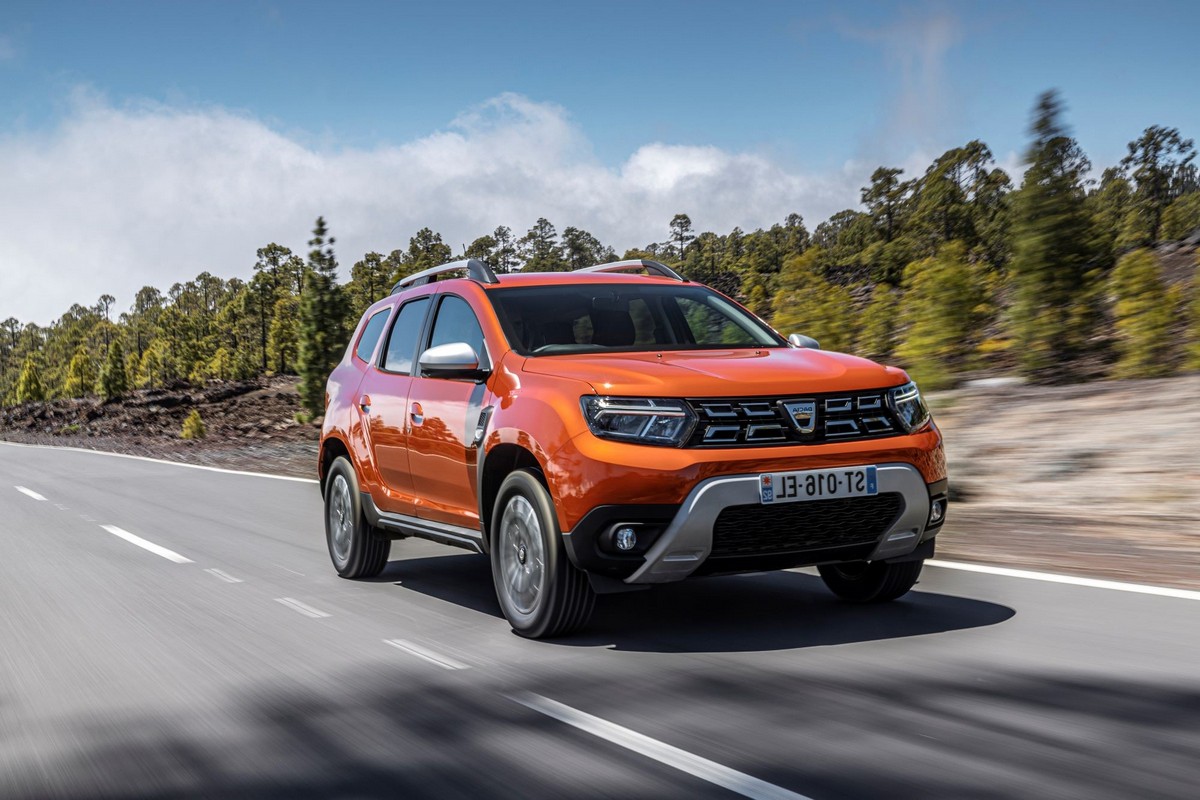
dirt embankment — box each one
[0,376,317,477]
[932,375,1200,589]
[3,374,1198,590]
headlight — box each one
[580,397,696,446]
[888,381,931,433]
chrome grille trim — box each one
[685,389,903,448]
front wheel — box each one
[817,559,924,603]
[490,470,595,639]
[324,456,390,578]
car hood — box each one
[521,348,908,397]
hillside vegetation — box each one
[3,90,1200,412]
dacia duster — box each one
[319,258,948,638]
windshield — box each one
[488,283,786,356]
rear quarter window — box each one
[354,309,391,363]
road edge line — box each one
[927,559,1200,601]
[0,440,317,483]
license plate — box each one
[759,466,878,504]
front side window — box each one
[488,283,783,356]
[428,295,487,362]
[382,297,430,374]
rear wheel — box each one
[817,559,923,603]
[325,457,390,578]
[491,470,595,638]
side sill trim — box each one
[360,492,484,554]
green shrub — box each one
[181,409,207,440]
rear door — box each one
[357,294,433,516]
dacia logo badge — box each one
[783,400,817,434]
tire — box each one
[324,456,390,578]
[490,469,595,639]
[817,559,924,603]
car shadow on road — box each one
[381,554,1015,653]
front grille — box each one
[686,390,902,447]
[710,493,904,557]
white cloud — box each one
[0,91,871,325]
[0,35,16,62]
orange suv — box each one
[319,259,948,638]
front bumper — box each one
[564,462,941,585]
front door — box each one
[408,293,491,530]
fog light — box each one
[929,499,946,525]
[614,526,638,551]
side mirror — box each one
[418,342,489,379]
[787,333,821,350]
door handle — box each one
[359,395,371,414]
[410,402,424,426]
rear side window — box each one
[354,309,391,363]
[382,297,430,374]
[428,295,487,363]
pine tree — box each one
[1186,258,1200,372]
[268,296,300,374]
[669,214,695,260]
[1161,193,1200,240]
[1109,248,1172,378]
[15,355,45,404]
[518,218,566,272]
[297,217,348,416]
[1120,126,1197,242]
[1009,91,1094,381]
[97,338,128,400]
[896,241,982,389]
[770,249,857,352]
[856,287,899,361]
[63,346,97,398]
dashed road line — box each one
[274,564,306,577]
[274,597,331,618]
[14,486,47,501]
[383,639,469,670]
[204,568,244,584]
[509,692,810,800]
[928,560,1200,602]
[99,525,193,563]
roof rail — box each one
[575,259,686,282]
[391,258,500,294]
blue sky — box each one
[1,0,1198,323]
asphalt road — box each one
[2,442,1198,799]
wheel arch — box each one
[319,435,352,494]
[478,442,545,552]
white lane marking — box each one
[274,597,331,618]
[99,525,193,564]
[928,560,1200,602]
[0,440,317,483]
[510,692,810,800]
[204,568,243,584]
[53,503,70,511]
[14,485,47,501]
[274,564,306,577]
[383,639,469,670]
